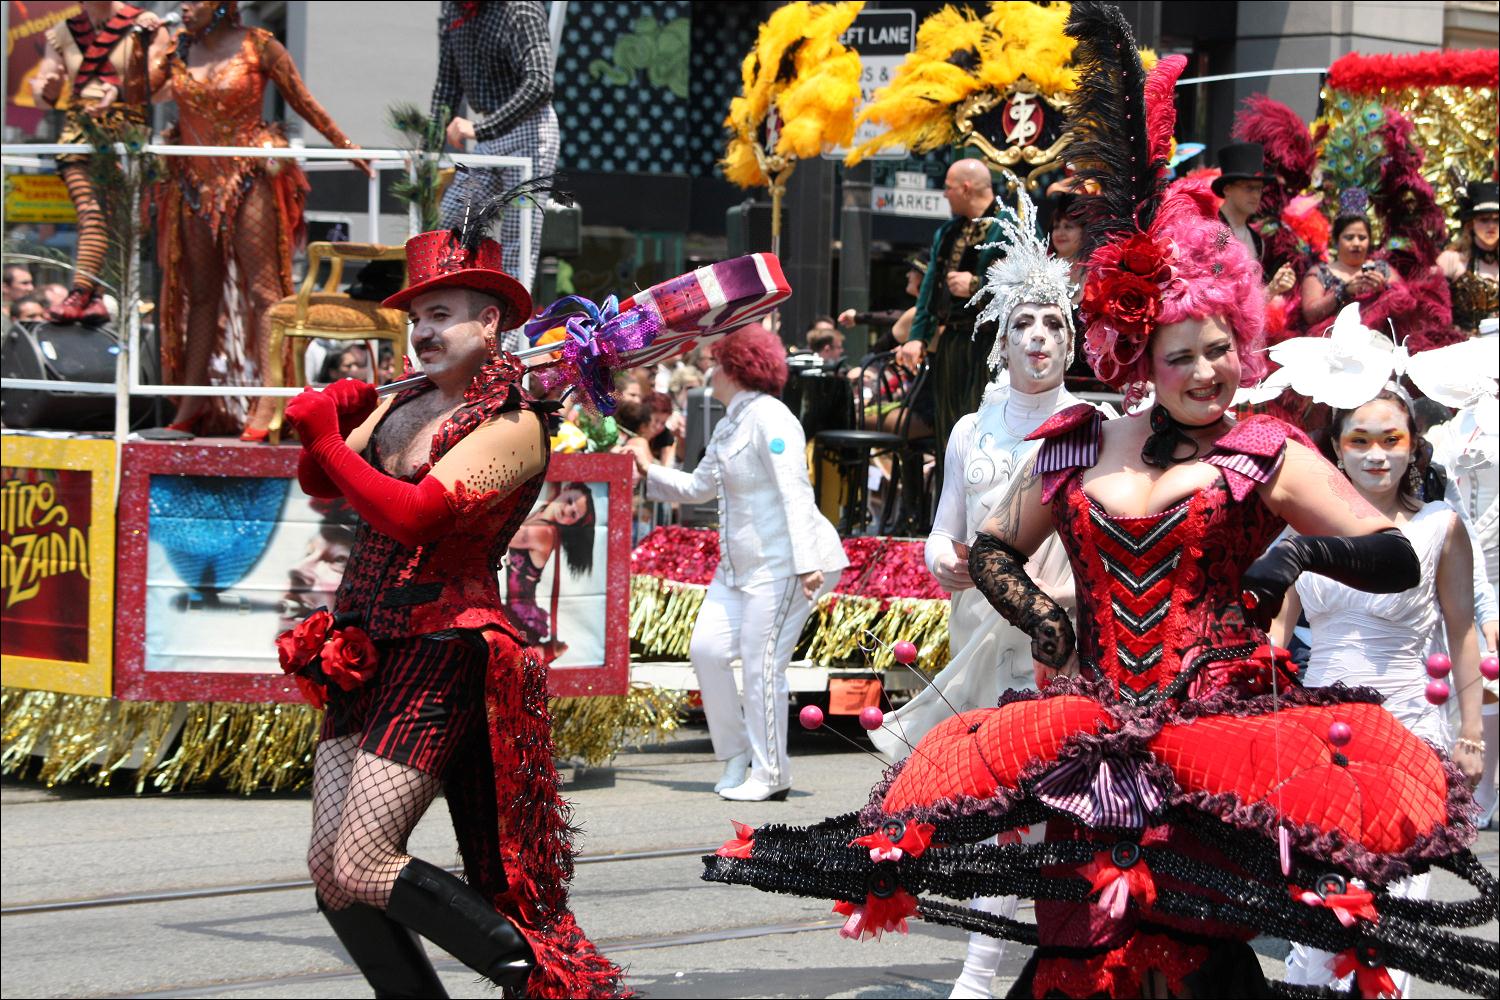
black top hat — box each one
[1211,142,1267,197]
[1460,180,1499,218]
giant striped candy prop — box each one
[377,253,790,397]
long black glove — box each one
[1239,528,1419,629]
[968,531,1076,668]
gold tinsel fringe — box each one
[864,597,950,675]
[550,683,690,768]
[803,593,885,664]
[1,684,687,793]
[629,575,707,659]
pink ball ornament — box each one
[858,706,886,731]
[798,705,825,730]
[1424,678,1451,705]
[1424,653,1452,678]
[1480,655,1499,682]
[892,640,918,665]
[1327,721,1353,748]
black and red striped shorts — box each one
[320,634,487,778]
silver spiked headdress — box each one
[969,189,1076,372]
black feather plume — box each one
[450,173,573,255]
[1062,1,1167,254]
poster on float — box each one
[498,451,632,698]
[0,434,116,697]
[114,442,630,703]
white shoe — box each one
[718,777,791,801]
[713,752,751,793]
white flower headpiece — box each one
[1237,302,1498,410]
[968,189,1076,373]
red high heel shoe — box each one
[239,425,270,443]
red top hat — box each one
[381,230,532,322]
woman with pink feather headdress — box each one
[701,5,1497,997]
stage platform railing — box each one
[1,143,532,445]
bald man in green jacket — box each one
[896,158,1010,470]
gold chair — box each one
[267,242,408,444]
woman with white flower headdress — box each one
[868,188,1114,999]
[1265,303,1491,993]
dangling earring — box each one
[1406,463,1422,500]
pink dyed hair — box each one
[1099,187,1269,392]
[711,322,788,396]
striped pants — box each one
[689,573,832,787]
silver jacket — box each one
[647,390,848,587]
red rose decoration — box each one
[276,609,334,673]
[1118,233,1173,282]
[320,626,379,692]
[1099,273,1161,337]
[294,673,328,710]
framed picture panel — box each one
[1,434,117,697]
[115,442,631,702]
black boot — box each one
[385,859,535,992]
[317,895,450,999]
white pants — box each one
[690,573,828,786]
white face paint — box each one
[1003,302,1070,392]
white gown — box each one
[1286,501,1458,993]
[870,379,1086,762]
[1298,501,1457,744]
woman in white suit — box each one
[638,323,848,802]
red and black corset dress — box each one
[705,405,1497,998]
[333,355,552,646]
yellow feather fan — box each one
[721,1,866,188]
[845,5,989,164]
[846,2,1157,165]
[977,1,1076,98]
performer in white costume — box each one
[1263,306,1490,994]
[869,191,1114,999]
[642,324,848,803]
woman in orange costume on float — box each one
[148,0,370,439]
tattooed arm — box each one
[969,459,1074,685]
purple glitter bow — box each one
[1031,755,1167,830]
[523,294,663,414]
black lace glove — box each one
[968,532,1076,669]
[1240,528,1419,629]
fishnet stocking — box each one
[60,164,106,293]
[308,735,360,909]
[331,750,443,909]
[229,178,292,432]
[170,176,290,428]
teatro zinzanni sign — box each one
[1,477,90,609]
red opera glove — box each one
[322,378,378,437]
[285,387,342,446]
[293,382,377,499]
[304,435,455,548]
[286,387,456,547]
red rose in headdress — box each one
[1089,272,1162,338]
[1118,233,1174,283]
[276,609,334,673]
[320,627,379,691]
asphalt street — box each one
[2,720,1495,999]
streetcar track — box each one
[9,845,1499,917]
[107,918,851,999]
[0,845,718,916]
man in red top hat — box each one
[280,224,626,999]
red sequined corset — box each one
[1031,406,1309,706]
[334,358,549,643]
[164,28,350,230]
